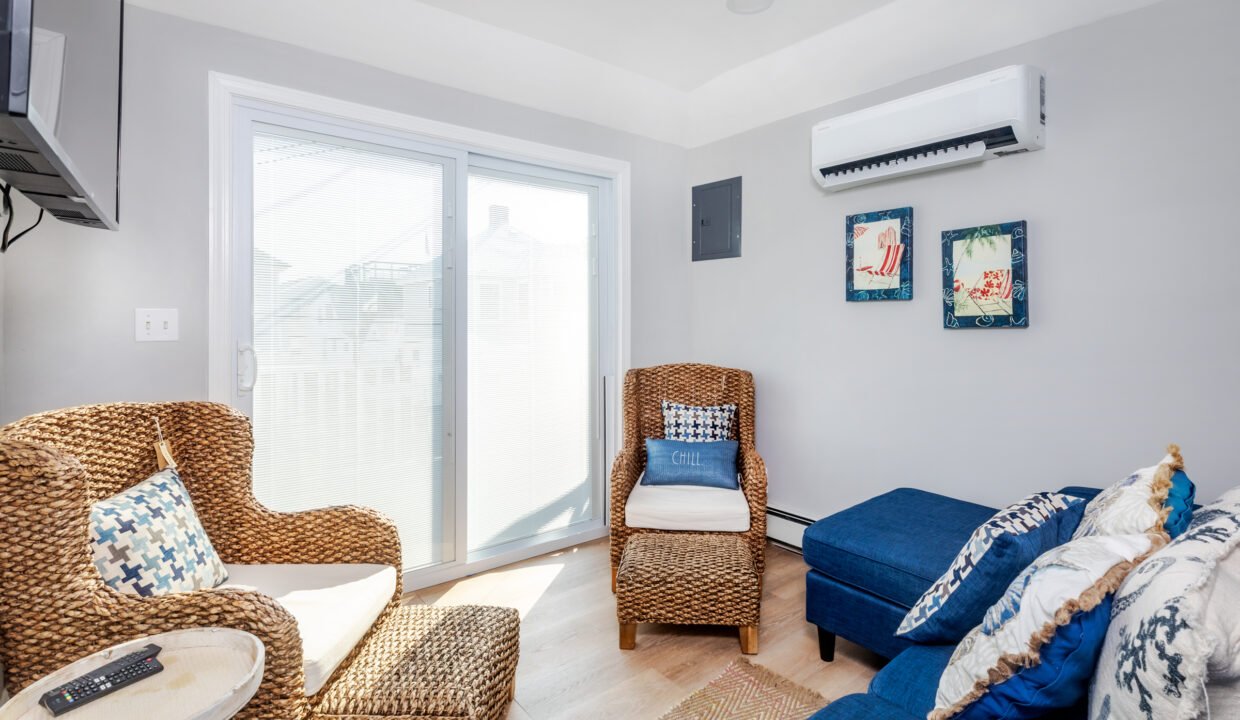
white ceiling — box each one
[129,0,1164,147]
[414,0,898,91]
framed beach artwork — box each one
[846,207,913,301]
[941,220,1028,328]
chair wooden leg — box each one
[739,625,758,655]
[619,623,637,650]
[611,566,617,594]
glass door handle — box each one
[237,344,259,394]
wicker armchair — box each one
[0,402,403,718]
[609,364,768,587]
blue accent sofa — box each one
[803,486,1102,719]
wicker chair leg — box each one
[619,623,637,650]
[739,626,758,655]
[611,565,618,594]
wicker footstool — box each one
[312,604,520,720]
[615,534,761,654]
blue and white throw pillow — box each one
[661,401,736,442]
[90,468,229,596]
[898,492,1086,643]
[932,532,1160,720]
[1089,491,1240,720]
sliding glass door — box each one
[466,164,600,556]
[226,101,610,585]
[240,120,458,571]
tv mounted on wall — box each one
[0,0,122,230]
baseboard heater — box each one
[765,507,814,551]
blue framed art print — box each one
[846,207,913,301]
[941,221,1028,329]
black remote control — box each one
[39,644,164,716]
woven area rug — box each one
[659,658,827,720]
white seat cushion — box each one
[625,478,750,532]
[221,563,396,696]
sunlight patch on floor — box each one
[431,562,565,619]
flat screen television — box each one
[0,0,121,229]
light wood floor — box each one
[406,538,885,720]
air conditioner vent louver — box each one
[812,65,1045,192]
[53,209,88,219]
[0,151,38,174]
[818,127,1017,179]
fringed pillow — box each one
[1073,445,1195,540]
[897,492,1086,643]
[931,532,1164,720]
[1089,491,1240,720]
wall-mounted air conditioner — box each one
[811,65,1045,192]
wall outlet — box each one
[135,308,179,342]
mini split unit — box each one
[812,65,1046,191]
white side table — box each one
[1,629,264,720]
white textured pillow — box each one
[1203,528,1240,718]
[1073,447,1183,539]
[1090,493,1240,720]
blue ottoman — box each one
[802,488,996,660]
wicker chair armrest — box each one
[217,503,402,570]
[112,588,308,717]
[734,446,763,557]
[609,449,643,517]
[738,445,768,499]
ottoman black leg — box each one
[817,627,836,662]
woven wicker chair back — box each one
[2,401,248,503]
[623,363,756,452]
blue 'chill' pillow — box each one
[642,438,738,490]
[897,493,1086,643]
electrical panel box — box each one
[692,176,742,261]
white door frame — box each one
[207,72,631,588]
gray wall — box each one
[687,0,1240,515]
[0,6,689,422]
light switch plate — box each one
[135,308,179,342]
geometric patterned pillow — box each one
[661,401,737,442]
[89,468,229,596]
[898,492,1086,643]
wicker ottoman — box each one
[615,534,761,654]
[312,604,520,720]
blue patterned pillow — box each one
[661,401,736,442]
[89,469,229,596]
[933,533,1159,720]
[897,492,1086,643]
